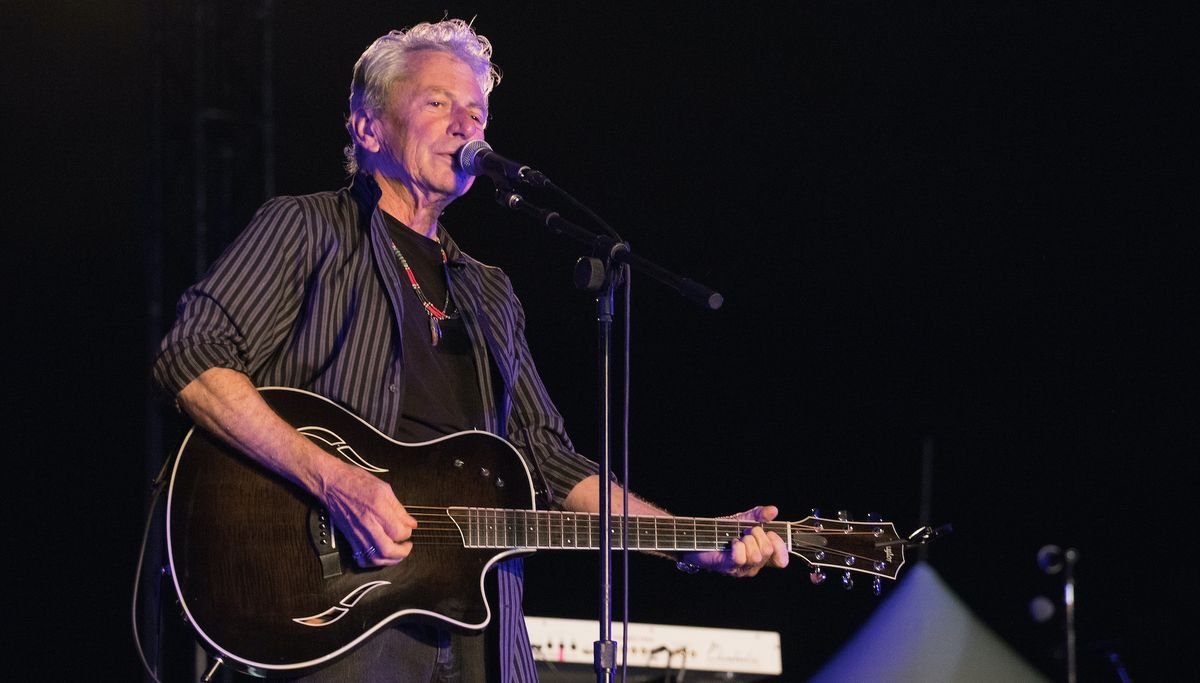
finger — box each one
[394,502,419,530]
[379,515,416,544]
[729,538,748,570]
[749,526,774,564]
[371,496,418,541]
[767,530,789,568]
[739,531,765,567]
[359,519,412,566]
[737,505,766,522]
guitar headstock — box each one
[788,513,906,586]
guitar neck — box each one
[448,507,785,552]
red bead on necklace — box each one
[390,241,456,345]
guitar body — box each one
[166,387,536,677]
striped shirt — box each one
[153,172,598,681]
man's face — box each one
[373,50,488,204]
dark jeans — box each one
[288,624,492,683]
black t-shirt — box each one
[381,211,485,442]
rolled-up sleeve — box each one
[153,196,309,396]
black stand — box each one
[492,185,721,683]
[1037,544,1079,683]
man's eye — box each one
[428,100,444,107]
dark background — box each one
[10,1,1196,681]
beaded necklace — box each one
[390,240,457,346]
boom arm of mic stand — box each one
[495,189,724,310]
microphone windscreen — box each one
[457,139,493,175]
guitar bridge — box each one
[308,507,343,578]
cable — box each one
[620,262,632,683]
[131,455,173,683]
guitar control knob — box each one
[873,577,882,596]
[453,459,464,468]
[842,571,854,590]
[810,568,826,584]
[480,468,491,477]
[495,477,505,488]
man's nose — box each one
[449,108,479,138]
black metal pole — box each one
[490,186,714,682]
[594,271,618,683]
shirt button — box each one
[389,384,398,392]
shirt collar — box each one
[350,171,468,268]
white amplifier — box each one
[525,616,782,682]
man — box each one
[154,18,787,682]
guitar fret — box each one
[470,507,478,548]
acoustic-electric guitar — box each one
[166,387,907,677]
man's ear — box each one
[349,109,382,155]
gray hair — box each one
[344,18,502,174]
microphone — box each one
[1036,544,1064,574]
[1037,544,1079,575]
[457,140,549,187]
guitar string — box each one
[347,532,876,559]
[350,511,888,559]
[344,526,883,566]
[402,505,886,534]
[362,506,890,561]
[397,509,884,541]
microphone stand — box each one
[491,184,722,683]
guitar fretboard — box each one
[447,507,786,552]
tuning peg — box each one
[873,577,882,596]
[842,571,854,590]
[837,510,851,521]
[810,568,826,584]
[810,507,821,518]
[866,512,881,522]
